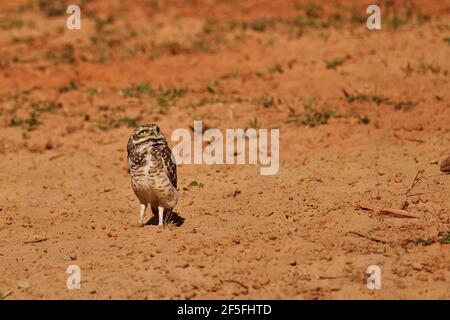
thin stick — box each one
[49,153,65,161]
[1,290,13,299]
[24,238,48,244]
[406,170,423,195]
[356,204,420,219]
[348,231,387,244]
[222,280,249,295]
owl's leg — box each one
[138,203,146,227]
[158,206,164,226]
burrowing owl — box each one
[127,124,178,227]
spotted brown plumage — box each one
[127,123,178,226]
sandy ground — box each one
[0,0,449,299]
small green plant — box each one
[96,115,141,131]
[387,16,406,30]
[12,36,35,44]
[250,18,274,32]
[394,100,417,111]
[233,18,275,33]
[350,12,366,24]
[58,80,79,93]
[326,58,346,70]
[87,87,101,95]
[342,89,391,106]
[418,63,441,75]
[97,104,109,111]
[10,116,22,127]
[249,118,258,129]
[305,3,322,18]
[30,100,60,113]
[38,0,66,16]
[27,112,41,131]
[156,97,169,114]
[220,71,240,80]
[207,84,215,95]
[0,17,24,30]
[161,87,188,100]
[147,0,166,9]
[268,63,284,74]
[360,115,370,124]
[259,96,275,108]
[189,181,204,188]
[443,38,450,46]
[440,231,450,244]
[46,43,75,64]
[415,238,433,246]
[401,62,414,76]
[121,82,153,97]
[287,104,336,127]
[116,117,139,128]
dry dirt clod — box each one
[17,280,30,289]
[440,156,450,172]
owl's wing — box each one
[161,145,177,189]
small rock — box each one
[440,156,450,172]
[411,262,422,271]
[17,280,30,289]
[252,282,262,290]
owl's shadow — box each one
[146,211,185,227]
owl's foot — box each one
[136,221,145,228]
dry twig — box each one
[356,204,420,219]
[24,238,48,244]
[348,231,387,244]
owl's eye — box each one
[137,129,149,137]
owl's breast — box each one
[128,157,178,208]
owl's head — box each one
[128,123,167,152]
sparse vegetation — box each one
[414,232,450,246]
[58,80,79,93]
[267,63,284,74]
[46,43,76,64]
[121,82,153,97]
[37,0,66,17]
[326,57,347,70]
[287,98,337,127]
[414,237,433,246]
[360,115,370,124]
[188,181,204,188]
[0,17,25,30]
[394,100,417,111]
[96,115,141,131]
[342,89,391,105]
[249,117,258,129]
[12,36,35,44]
[259,96,276,108]
[10,112,42,131]
[440,231,450,244]
[402,62,414,76]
